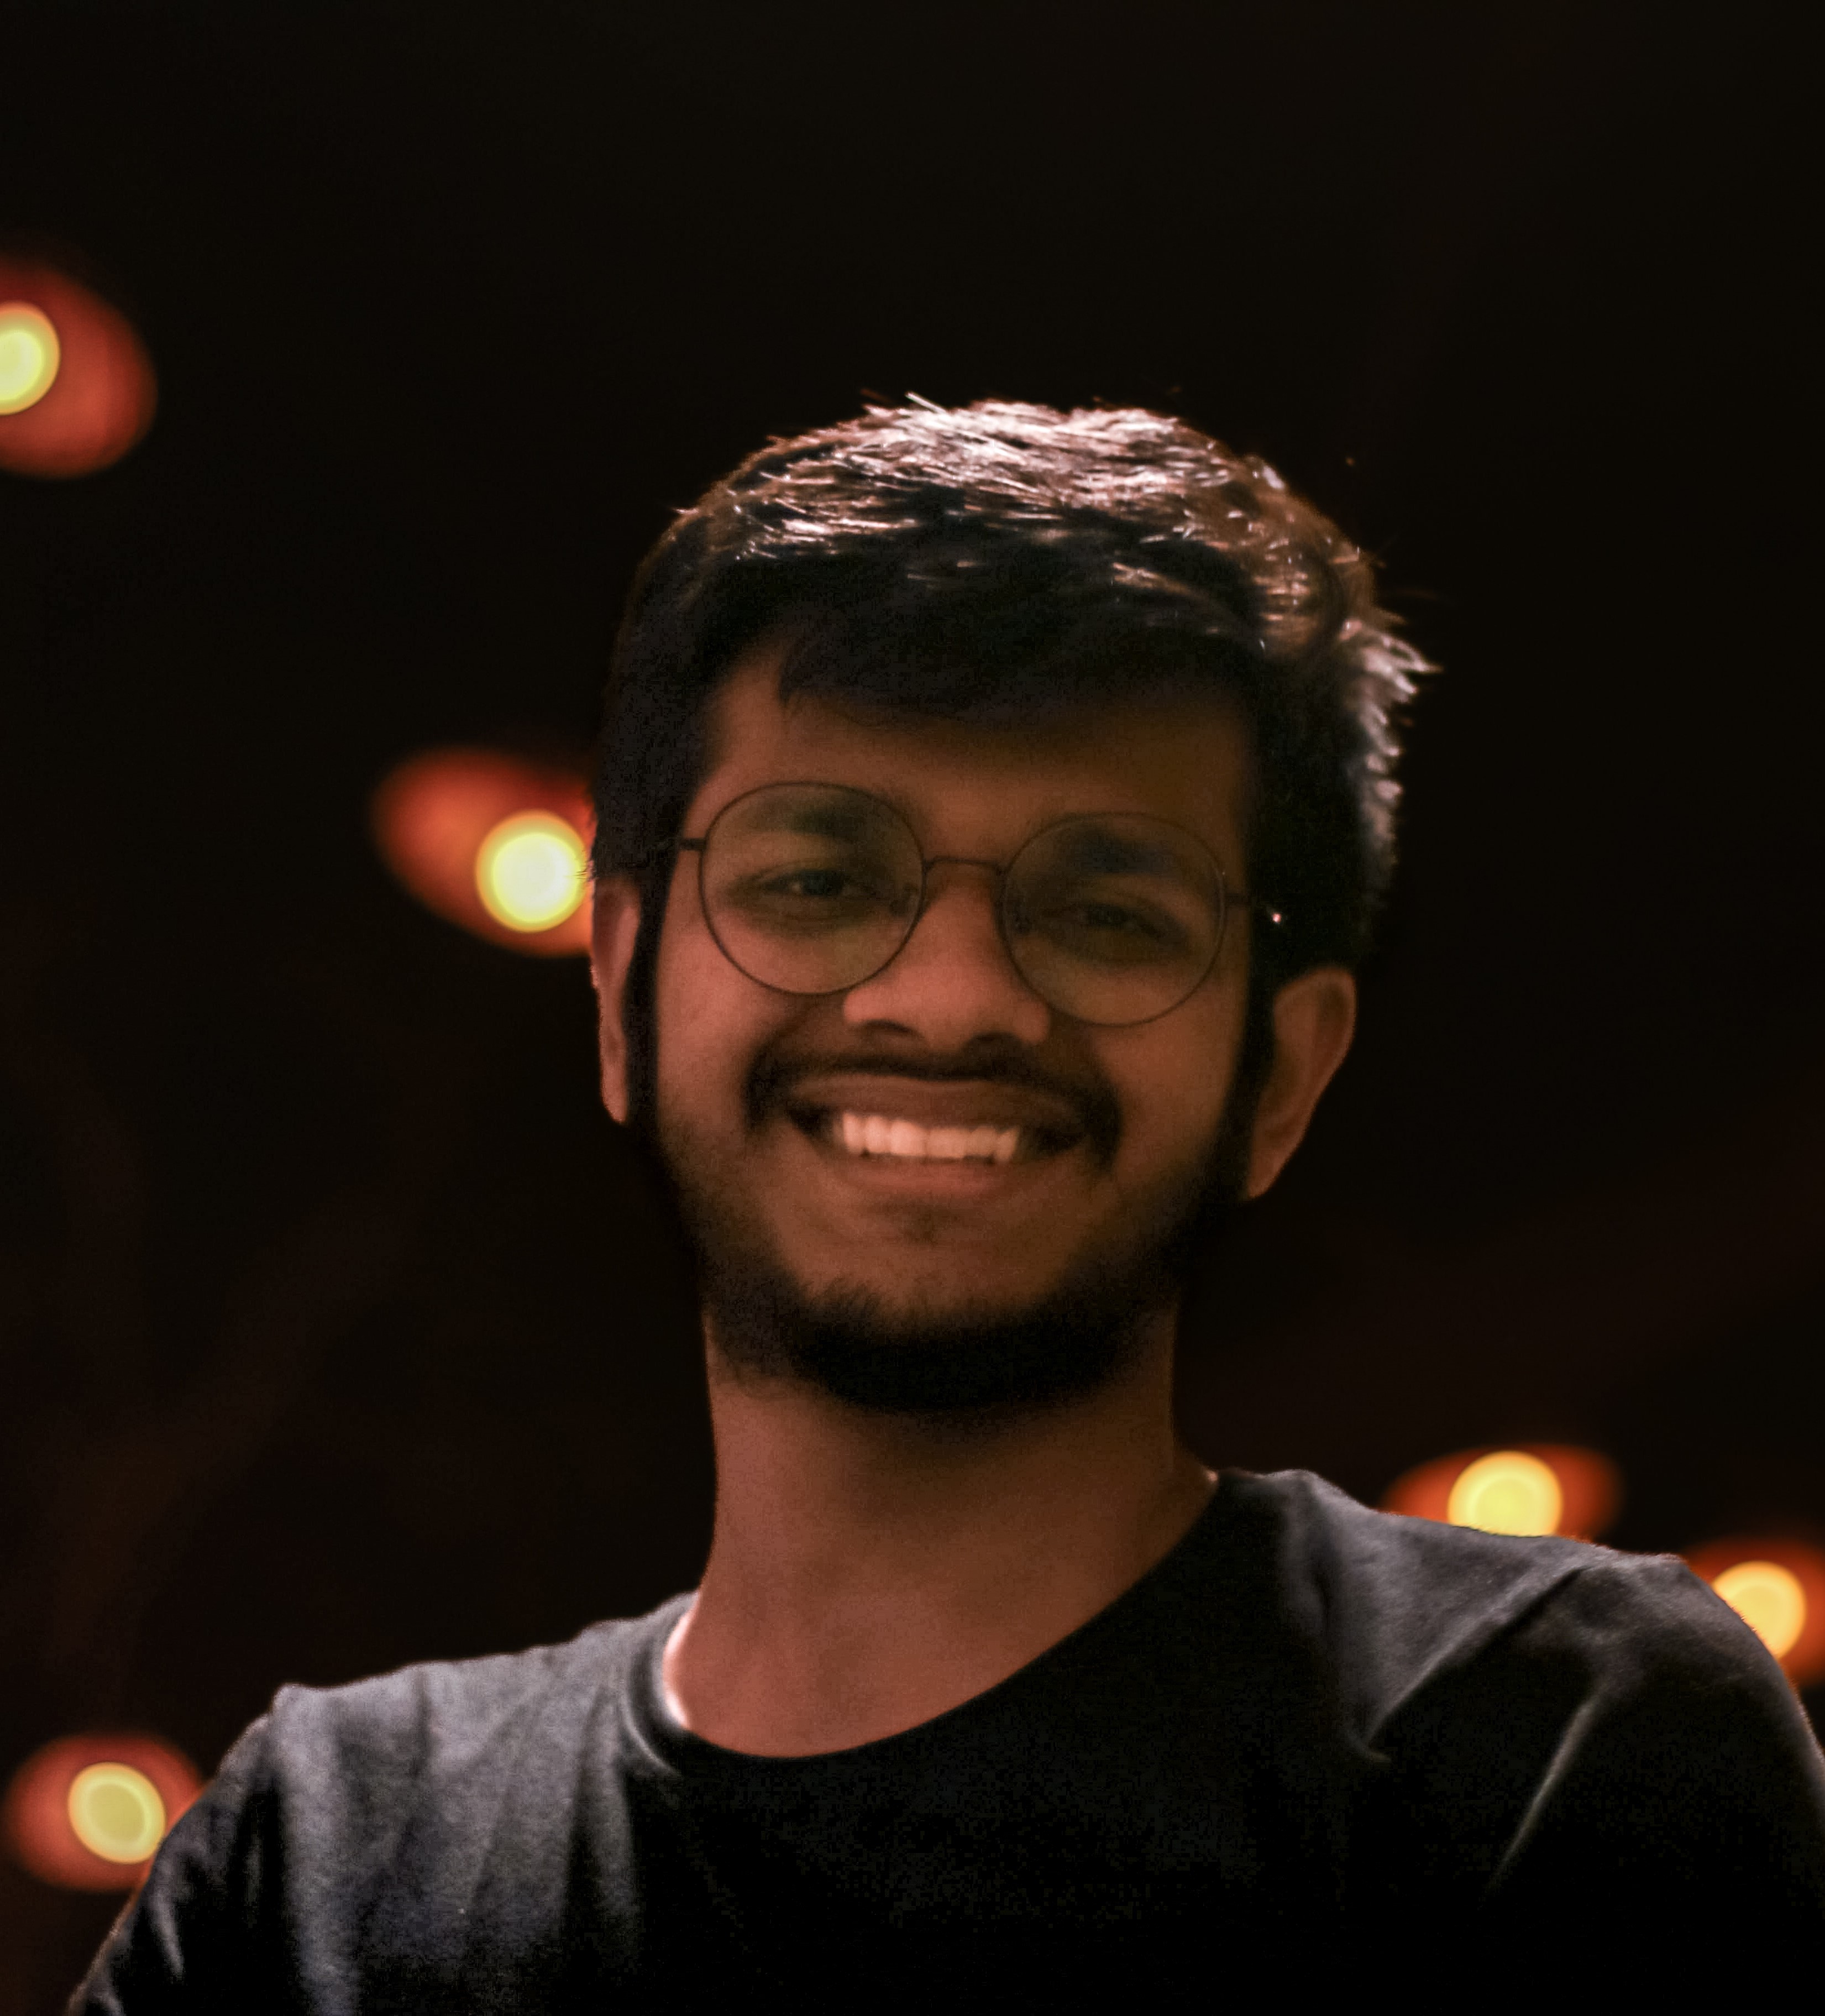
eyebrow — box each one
[710,787,1216,879]
[747,794,896,843]
[1042,825,1185,877]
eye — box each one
[723,856,914,929]
[763,868,857,900]
[1016,891,1194,965]
[1067,901,1167,938]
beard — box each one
[648,1059,1260,1419]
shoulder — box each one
[251,1611,658,1795]
[68,1607,687,2009]
[1216,1468,1787,1735]
[1224,1472,1825,1935]
[269,1613,664,1892]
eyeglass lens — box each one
[696,784,1227,1027]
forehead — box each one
[689,640,1255,865]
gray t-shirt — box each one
[72,1470,1825,2008]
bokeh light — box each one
[1712,1562,1806,1662]
[371,746,593,955]
[1445,1449,1562,1536]
[1685,1537,1825,1684]
[3,1732,199,1891]
[1382,1444,1621,1540]
[0,301,60,414]
[0,255,156,477]
[66,1763,166,1864]
[476,811,589,932]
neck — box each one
[663,1306,1214,1756]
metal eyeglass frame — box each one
[669,781,1286,1029]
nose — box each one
[840,860,1052,1049]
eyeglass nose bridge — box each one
[877,850,1027,987]
[917,851,1010,887]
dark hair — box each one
[594,400,1430,1119]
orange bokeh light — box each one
[1381,1444,1622,1541]
[0,256,157,478]
[372,747,594,955]
[3,1731,200,1892]
[1684,1536,1825,1687]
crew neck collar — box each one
[625,1472,1235,1776]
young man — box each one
[77,403,1825,2007]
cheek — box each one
[652,909,795,1130]
[1102,1006,1243,1167]
[653,912,738,1111]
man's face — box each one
[618,640,1266,1408]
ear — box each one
[1244,966,1357,1200]
[589,875,644,1125]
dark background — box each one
[1,2,1816,2001]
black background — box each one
[1,3,1817,2002]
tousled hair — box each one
[594,399,1431,1124]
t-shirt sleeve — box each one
[66,1713,288,2014]
[1375,1550,1825,1968]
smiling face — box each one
[594,635,1347,1412]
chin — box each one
[798,1258,1061,1327]
[701,1249,1171,1417]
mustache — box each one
[746,1045,1123,1164]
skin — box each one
[591,635,1357,1756]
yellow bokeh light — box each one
[66,1762,166,1864]
[0,301,60,415]
[475,811,588,932]
[1445,1449,1564,1536]
[1712,1560,1807,1661]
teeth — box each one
[830,1113,1024,1164]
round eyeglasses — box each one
[673,782,1282,1029]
